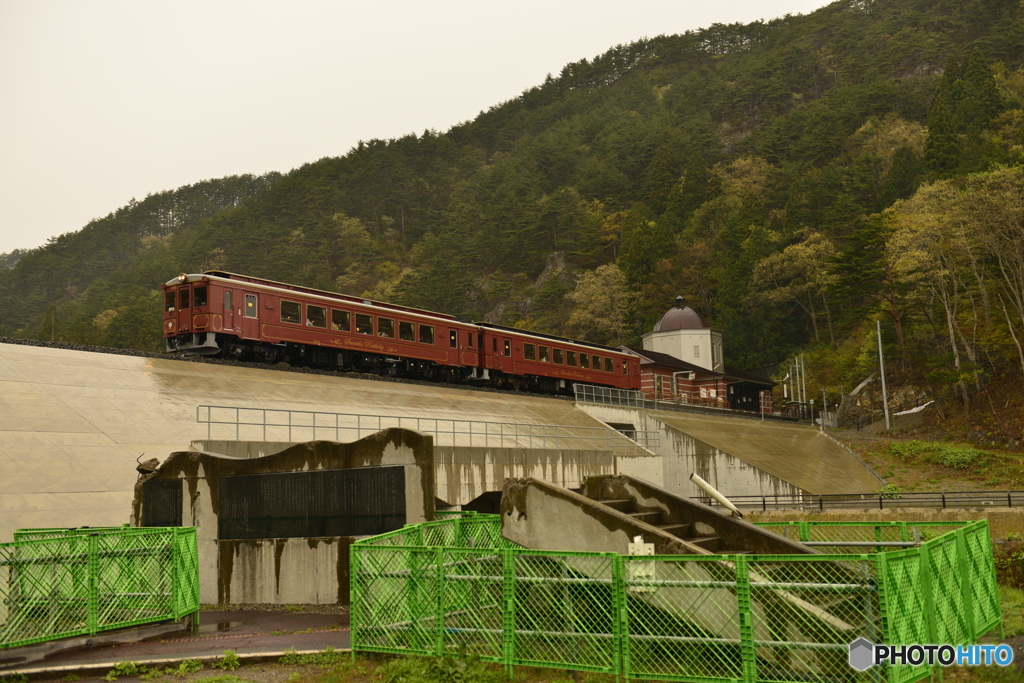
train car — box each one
[162,271,483,381]
[162,271,641,393]
[478,324,639,392]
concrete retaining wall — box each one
[191,440,662,506]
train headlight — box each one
[177,273,187,283]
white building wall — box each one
[642,329,724,373]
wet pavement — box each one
[5,608,350,677]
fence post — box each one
[87,533,99,635]
[735,556,757,683]
[612,554,628,681]
[502,549,515,679]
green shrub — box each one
[378,653,503,683]
[889,440,928,459]
[878,483,902,499]
[932,446,984,469]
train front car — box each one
[162,273,223,355]
[478,324,641,394]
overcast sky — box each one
[0,0,833,255]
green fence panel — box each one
[439,547,507,661]
[510,550,619,675]
[350,516,1003,682]
[0,527,198,650]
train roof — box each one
[474,323,627,354]
[168,271,458,321]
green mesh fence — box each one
[0,526,199,650]
[351,515,1002,682]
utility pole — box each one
[821,388,827,432]
[877,320,891,430]
[800,355,808,406]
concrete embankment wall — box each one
[0,341,643,542]
[577,403,882,496]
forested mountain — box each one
[2,0,1024,408]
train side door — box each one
[241,292,259,339]
[497,337,514,373]
[221,288,235,332]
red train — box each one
[162,271,641,393]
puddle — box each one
[198,621,241,633]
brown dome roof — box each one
[653,296,709,331]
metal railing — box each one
[572,383,797,422]
[350,514,1002,683]
[196,405,658,457]
[697,489,1024,512]
[0,526,199,651]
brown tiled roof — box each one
[622,347,718,376]
[723,364,775,387]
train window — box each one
[592,354,601,370]
[493,338,498,352]
[224,291,232,310]
[281,301,301,324]
[378,318,395,338]
[503,339,511,357]
[467,332,474,347]
[356,314,373,335]
[164,292,175,312]
[566,351,577,367]
[193,286,207,307]
[553,348,563,364]
[449,330,458,348]
[331,310,350,331]
[245,294,257,318]
[419,325,434,344]
[478,333,483,348]
[307,305,327,328]
[539,346,550,362]
[580,353,590,369]
[622,360,628,374]
[524,343,536,360]
[604,357,614,372]
[399,321,415,341]
[179,289,190,309]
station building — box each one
[622,296,774,412]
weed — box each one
[211,650,241,671]
[287,675,302,683]
[285,605,305,612]
[62,676,82,683]
[171,660,205,677]
[878,483,902,499]
[104,662,144,681]
[1,675,29,683]
[279,647,348,667]
[194,677,252,683]
[889,440,927,458]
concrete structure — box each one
[134,429,433,605]
[0,340,881,547]
[577,402,883,497]
[0,341,652,543]
[501,474,814,556]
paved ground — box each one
[5,608,350,677]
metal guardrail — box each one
[0,526,199,651]
[572,383,797,422]
[196,405,658,456]
[696,489,1024,511]
[350,514,1002,683]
